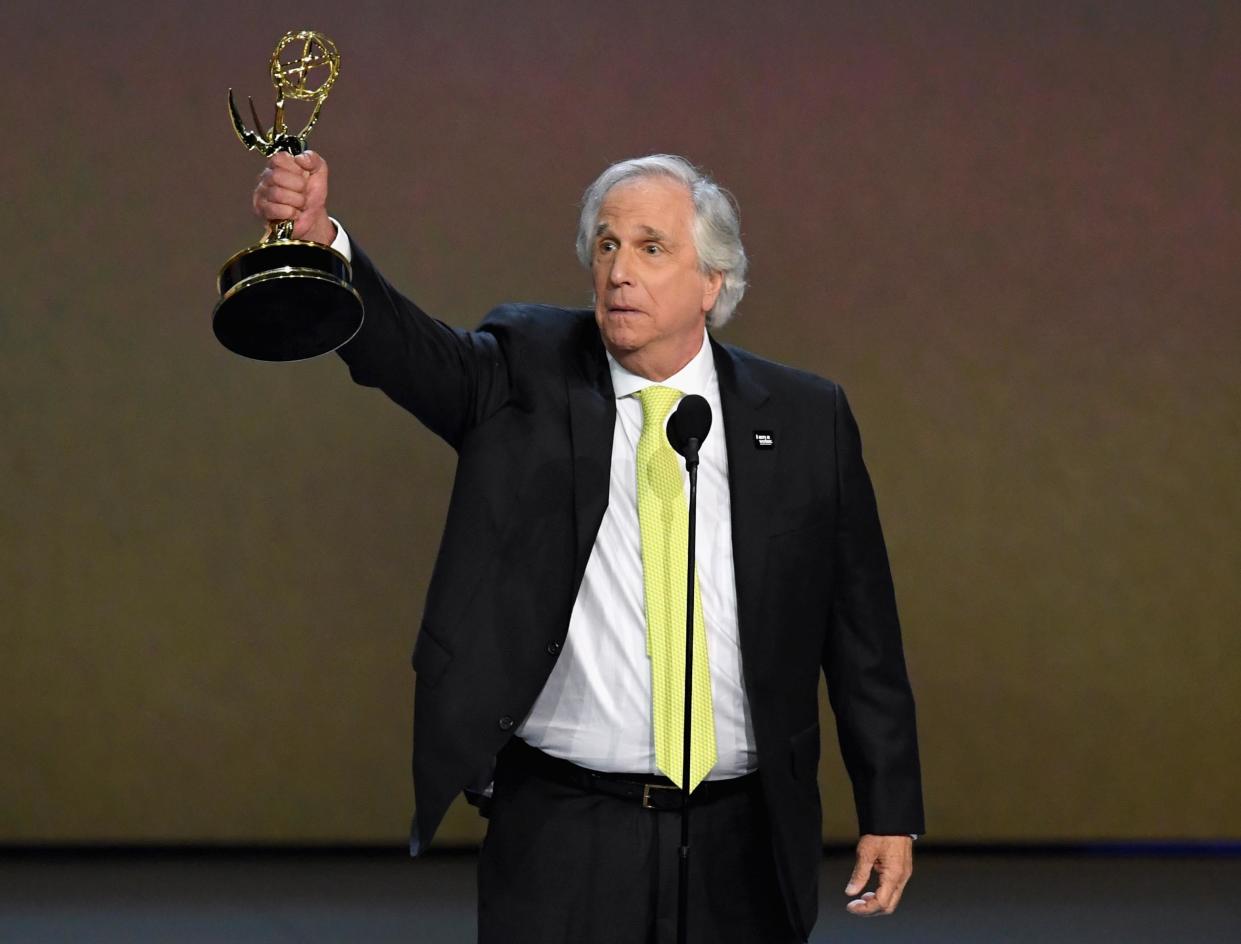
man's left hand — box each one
[844,834,913,916]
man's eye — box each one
[598,240,617,254]
[643,244,662,255]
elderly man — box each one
[252,151,924,942]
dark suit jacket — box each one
[336,243,924,938]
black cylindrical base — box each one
[214,239,364,362]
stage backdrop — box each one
[2,0,1238,844]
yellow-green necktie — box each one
[635,385,717,791]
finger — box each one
[256,200,297,221]
[844,851,875,896]
[294,149,325,173]
[259,185,307,210]
[269,152,300,173]
[872,868,908,914]
[262,167,309,192]
[846,891,883,917]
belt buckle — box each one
[641,782,680,810]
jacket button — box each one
[498,716,515,731]
[547,641,562,655]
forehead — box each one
[596,176,694,235]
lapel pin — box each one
[753,431,775,450]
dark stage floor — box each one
[1,847,1237,942]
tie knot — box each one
[635,385,683,432]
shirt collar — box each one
[606,331,715,401]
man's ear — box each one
[702,270,723,314]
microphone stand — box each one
[677,433,701,944]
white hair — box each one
[575,154,748,328]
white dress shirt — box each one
[329,220,351,259]
[517,334,757,779]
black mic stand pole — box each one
[676,433,701,944]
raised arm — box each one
[250,151,511,447]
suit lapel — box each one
[567,320,616,595]
[712,338,774,670]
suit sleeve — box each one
[334,239,511,450]
[823,384,926,836]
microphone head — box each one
[667,394,712,458]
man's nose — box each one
[608,250,633,286]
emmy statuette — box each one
[214,30,364,361]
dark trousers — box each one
[477,741,802,944]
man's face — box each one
[591,177,722,376]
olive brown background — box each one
[3,0,1238,844]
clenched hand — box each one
[252,150,335,245]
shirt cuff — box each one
[328,217,351,262]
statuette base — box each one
[214,240,363,361]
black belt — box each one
[501,737,759,812]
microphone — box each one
[665,391,712,944]
[667,394,712,467]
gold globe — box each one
[270,30,340,102]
